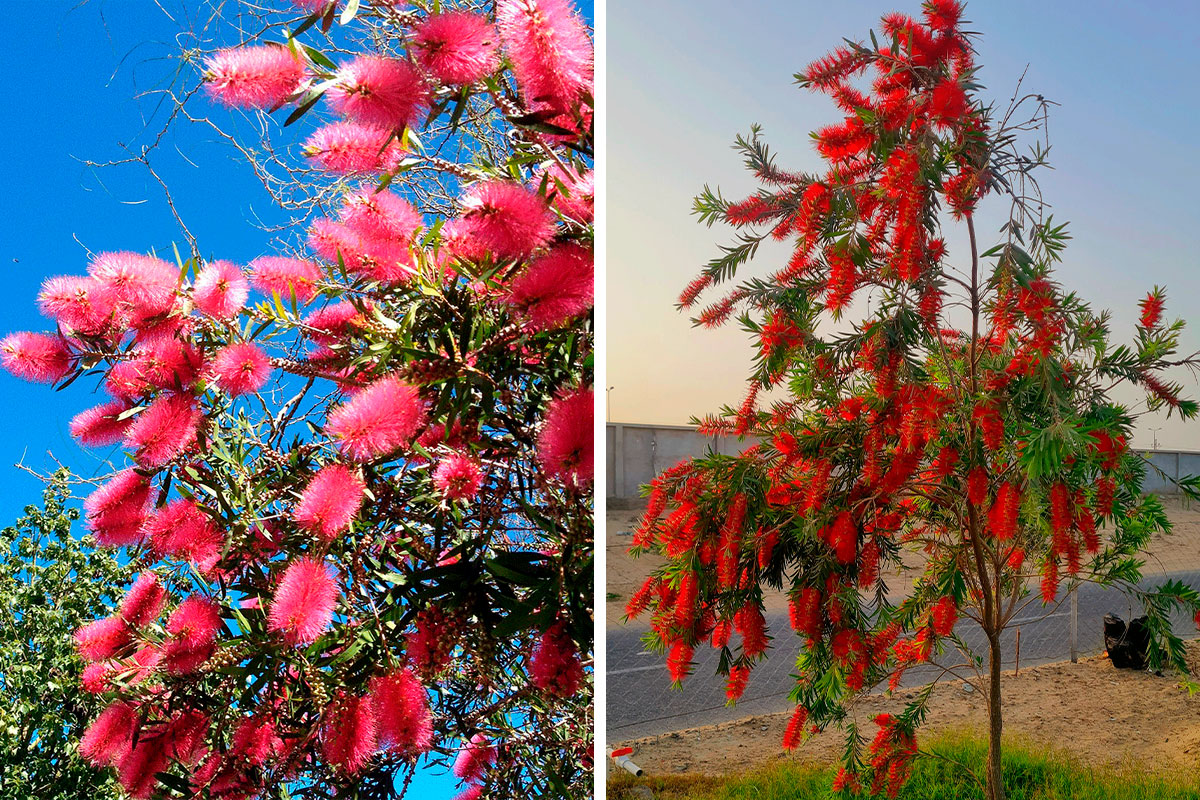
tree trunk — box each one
[986,633,1005,800]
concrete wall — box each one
[604,423,1200,502]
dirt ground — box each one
[611,642,1200,778]
[606,496,1200,629]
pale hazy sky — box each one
[607,0,1200,450]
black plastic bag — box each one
[1104,613,1149,670]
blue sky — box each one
[608,0,1200,450]
[0,0,589,795]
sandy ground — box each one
[610,642,1200,778]
[606,496,1200,629]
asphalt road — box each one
[607,569,1200,740]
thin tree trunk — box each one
[986,633,1005,800]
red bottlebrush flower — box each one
[928,79,968,124]
[322,691,379,775]
[497,0,593,114]
[88,251,179,326]
[204,45,304,109]
[735,604,769,658]
[711,618,732,649]
[725,664,750,702]
[967,466,988,507]
[831,629,863,665]
[339,186,422,242]
[1095,476,1116,517]
[1007,547,1026,571]
[0,332,71,383]
[308,217,416,284]
[207,342,271,396]
[371,669,434,757]
[1040,559,1059,603]
[1049,482,1072,540]
[666,639,694,683]
[79,701,138,766]
[625,578,657,620]
[1194,609,1200,631]
[38,275,116,335]
[1139,290,1165,329]
[530,621,585,698]
[674,571,698,629]
[412,11,500,86]
[116,729,171,799]
[537,385,593,487]
[972,403,1004,451]
[120,572,166,628]
[544,162,594,223]
[329,55,429,131]
[503,242,594,331]
[124,392,202,468]
[456,181,555,261]
[326,375,427,461]
[801,45,870,89]
[162,595,222,674]
[229,717,283,767]
[930,596,958,637]
[293,463,366,539]
[143,498,223,572]
[782,706,809,750]
[433,452,485,501]
[80,659,119,694]
[790,587,822,638]
[987,481,1020,541]
[70,400,134,447]
[933,446,959,478]
[678,274,713,309]
[757,529,780,570]
[75,615,131,661]
[84,469,152,547]
[858,537,880,587]
[303,121,405,175]
[268,557,339,646]
[193,260,250,320]
[453,733,497,782]
[924,0,965,32]
[249,255,323,303]
[829,511,858,564]
[1140,370,1182,408]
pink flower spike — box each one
[70,400,134,447]
[530,621,584,697]
[321,691,379,774]
[0,332,71,383]
[497,0,594,114]
[329,55,429,131]
[325,375,426,461]
[293,463,366,540]
[81,660,118,694]
[503,242,593,331]
[537,386,593,487]
[209,342,272,396]
[124,392,203,468]
[38,275,116,335]
[230,717,284,767]
[79,701,139,766]
[116,727,171,799]
[142,498,223,573]
[193,260,250,319]
[452,733,497,782]
[120,572,167,628]
[339,186,422,243]
[75,615,132,661]
[268,557,339,646]
[250,256,323,303]
[457,181,555,261]
[304,121,405,176]
[87,251,179,328]
[204,45,305,109]
[304,301,371,345]
[370,669,433,757]
[162,595,222,674]
[433,452,484,501]
[412,12,500,86]
[84,469,152,547]
[545,163,594,222]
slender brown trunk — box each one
[986,633,1005,800]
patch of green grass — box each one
[607,592,622,601]
[608,731,1200,800]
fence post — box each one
[1069,589,1079,663]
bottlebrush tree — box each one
[626,3,1200,799]
[0,1,593,798]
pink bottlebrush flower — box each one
[70,400,134,447]
[249,255,323,303]
[456,181,555,261]
[412,11,500,86]
[162,595,222,674]
[497,0,594,113]
[0,332,71,383]
[292,463,366,539]
[329,55,429,131]
[38,275,116,335]
[167,709,211,767]
[268,557,339,646]
[79,701,139,766]
[81,660,119,693]
[452,733,497,782]
[304,301,371,345]
[87,251,179,328]
[208,342,272,396]
[116,728,171,799]
[321,691,379,775]
[124,392,203,468]
[290,0,334,10]
[120,572,167,628]
[125,644,163,685]
[537,386,593,487]
[405,607,455,676]
[130,331,203,391]
[231,717,284,767]
[325,375,426,461]
[105,360,154,401]
[433,452,484,501]
[370,669,433,757]
[204,45,305,109]
[544,163,594,222]
[454,787,483,800]
[75,615,132,661]
[84,469,152,547]
[304,121,405,175]
[193,260,250,319]
[503,242,593,330]
[339,186,422,242]
[142,498,223,573]
[308,217,416,284]
[529,621,584,698]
